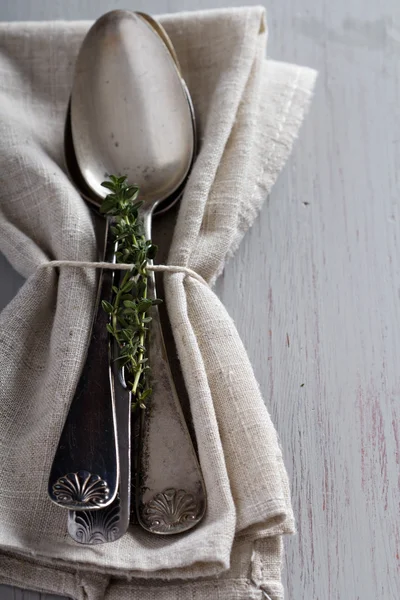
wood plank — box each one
[216,0,400,597]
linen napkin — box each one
[0,6,316,600]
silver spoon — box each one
[65,9,205,537]
[60,21,198,544]
[62,13,197,543]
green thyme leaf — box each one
[101,300,114,314]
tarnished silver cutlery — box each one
[49,10,206,542]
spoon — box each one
[62,9,205,537]
[61,23,197,544]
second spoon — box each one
[69,10,206,535]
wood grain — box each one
[216,1,400,597]
[1,0,400,599]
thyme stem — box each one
[99,175,160,412]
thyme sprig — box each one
[100,175,160,412]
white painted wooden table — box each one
[1,0,399,599]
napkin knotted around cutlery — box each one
[0,6,316,600]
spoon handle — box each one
[48,218,119,511]
[67,334,133,544]
[136,211,206,535]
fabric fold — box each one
[0,6,316,599]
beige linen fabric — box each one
[0,6,316,600]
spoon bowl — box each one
[64,99,196,217]
[71,10,194,210]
